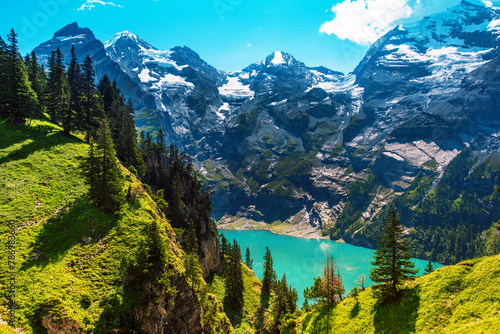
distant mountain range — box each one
[34,0,500,263]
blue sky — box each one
[1,0,499,74]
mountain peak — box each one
[53,22,95,40]
[104,30,154,50]
[263,51,297,67]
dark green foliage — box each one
[224,239,244,311]
[220,233,229,269]
[65,45,82,135]
[370,208,418,302]
[4,29,38,122]
[81,55,101,140]
[140,143,214,256]
[81,121,125,211]
[47,48,69,124]
[245,247,253,269]
[424,259,433,275]
[24,51,47,118]
[184,219,199,254]
[274,273,298,331]
[261,246,277,295]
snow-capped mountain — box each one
[34,23,155,110]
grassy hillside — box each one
[0,118,229,333]
[298,254,500,333]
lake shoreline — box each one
[216,214,335,241]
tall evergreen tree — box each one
[82,120,125,211]
[274,273,298,330]
[0,36,8,116]
[424,259,434,275]
[25,50,46,118]
[224,240,244,311]
[245,247,253,269]
[81,54,100,141]
[47,48,69,125]
[220,233,229,269]
[5,29,38,122]
[370,208,418,302]
[65,44,82,134]
[262,246,276,295]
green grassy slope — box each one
[299,255,500,333]
[0,119,229,333]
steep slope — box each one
[0,119,231,333]
[299,254,500,333]
[33,22,155,110]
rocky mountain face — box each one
[34,1,500,264]
[34,22,156,110]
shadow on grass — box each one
[373,286,421,334]
[20,197,118,270]
[0,128,82,165]
[350,300,360,318]
[300,306,331,334]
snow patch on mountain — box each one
[218,74,254,99]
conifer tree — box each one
[81,54,100,141]
[25,50,47,118]
[424,259,434,275]
[166,170,187,227]
[184,219,199,254]
[262,246,276,295]
[47,48,69,125]
[66,45,82,135]
[5,29,38,122]
[220,233,229,269]
[224,240,244,310]
[245,247,253,269]
[82,120,124,211]
[370,208,418,301]
[0,36,8,116]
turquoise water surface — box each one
[219,229,442,305]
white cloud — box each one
[320,0,415,45]
[248,43,252,47]
[78,0,124,11]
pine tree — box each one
[274,273,298,330]
[370,208,418,302]
[82,120,124,211]
[424,259,434,275]
[220,233,229,269]
[184,252,203,293]
[0,36,8,116]
[224,240,244,310]
[47,48,69,125]
[81,54,100,141]
[65,45,82,135]
[119,99,145,176]
[184,219,199,254]
[262,246,276,295]
[166,170,187,227]
[25,51,47,119]
[5,29,38,123]
[245,247,253,269]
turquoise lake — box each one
[219,229,442,305]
